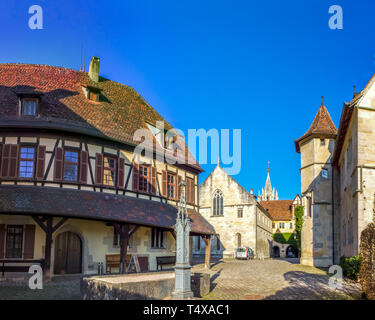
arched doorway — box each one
[54,231,82,274]
[286,245,298,258]
[273,246,280,258]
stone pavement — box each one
[191,258,363,300]
[0,259,363,300]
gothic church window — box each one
[213,189,223,216]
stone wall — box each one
[299,136,335,267]
[81,272,210,300]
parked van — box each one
[235,247,254,260]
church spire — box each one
[258,162,279,201]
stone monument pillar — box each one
[172,181,193,299]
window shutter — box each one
[177,175,182,200]
[132,162,139,191]
[80,150,88,184]
[0,224,5,258]
[23,224,35,259]
[118,157,125,188]
[186,178,191,203]
[150,166,157,194]
[190,178,195,204]
[35,145,46,180]
[0,144,2,175]
[162,171,167,197]
[0,144,11,178]
[95,153,104,185]
[54,147,64,181]
[8,144,19,179]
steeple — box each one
[258,162,279,201]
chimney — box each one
[250,188,253,195]
[88,56,100,82]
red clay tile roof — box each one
[0,63,201,171]
[295,104,338,153]
[259,200,294,221]
[0,185,215,235]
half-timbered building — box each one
[0,57,214,278]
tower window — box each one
[320,139,325,146]
[321,168,328,179]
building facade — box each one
[260,195,301,234]
[193,160,273,258]
[295,77,375,267]
[295,102,337,267]
[0,58,214,277]
[260,195,301,258]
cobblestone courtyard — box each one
[0,258,362,300]
[192,258,362,300]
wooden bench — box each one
[105,254,131,274]
[105,254,149,273]
[0,259,45,277]
[156,256,176,270]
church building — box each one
[193,160,273,259]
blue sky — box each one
[1,0,375,199]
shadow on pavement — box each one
[264,271,362,300]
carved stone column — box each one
[172,181,193,299]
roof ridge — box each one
[0,62,81,73]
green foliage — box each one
[359,222,375,299]
[340,255,361,281]
[294,206,304,256]
[273,232,298,246]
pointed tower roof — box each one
[295,101,338,153]
[265,170,272,192]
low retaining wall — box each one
[81,271,210,300]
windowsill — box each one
[210,215,224,218]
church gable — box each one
[199,165,255,208]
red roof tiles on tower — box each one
[295,104,338,153]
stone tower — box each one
[258,163,279,201]
[295,101,338,267]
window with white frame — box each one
[21,99,38,116]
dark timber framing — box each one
[0,132,200,211]
[31,216,68,280]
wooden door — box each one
[54,231,82,274]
